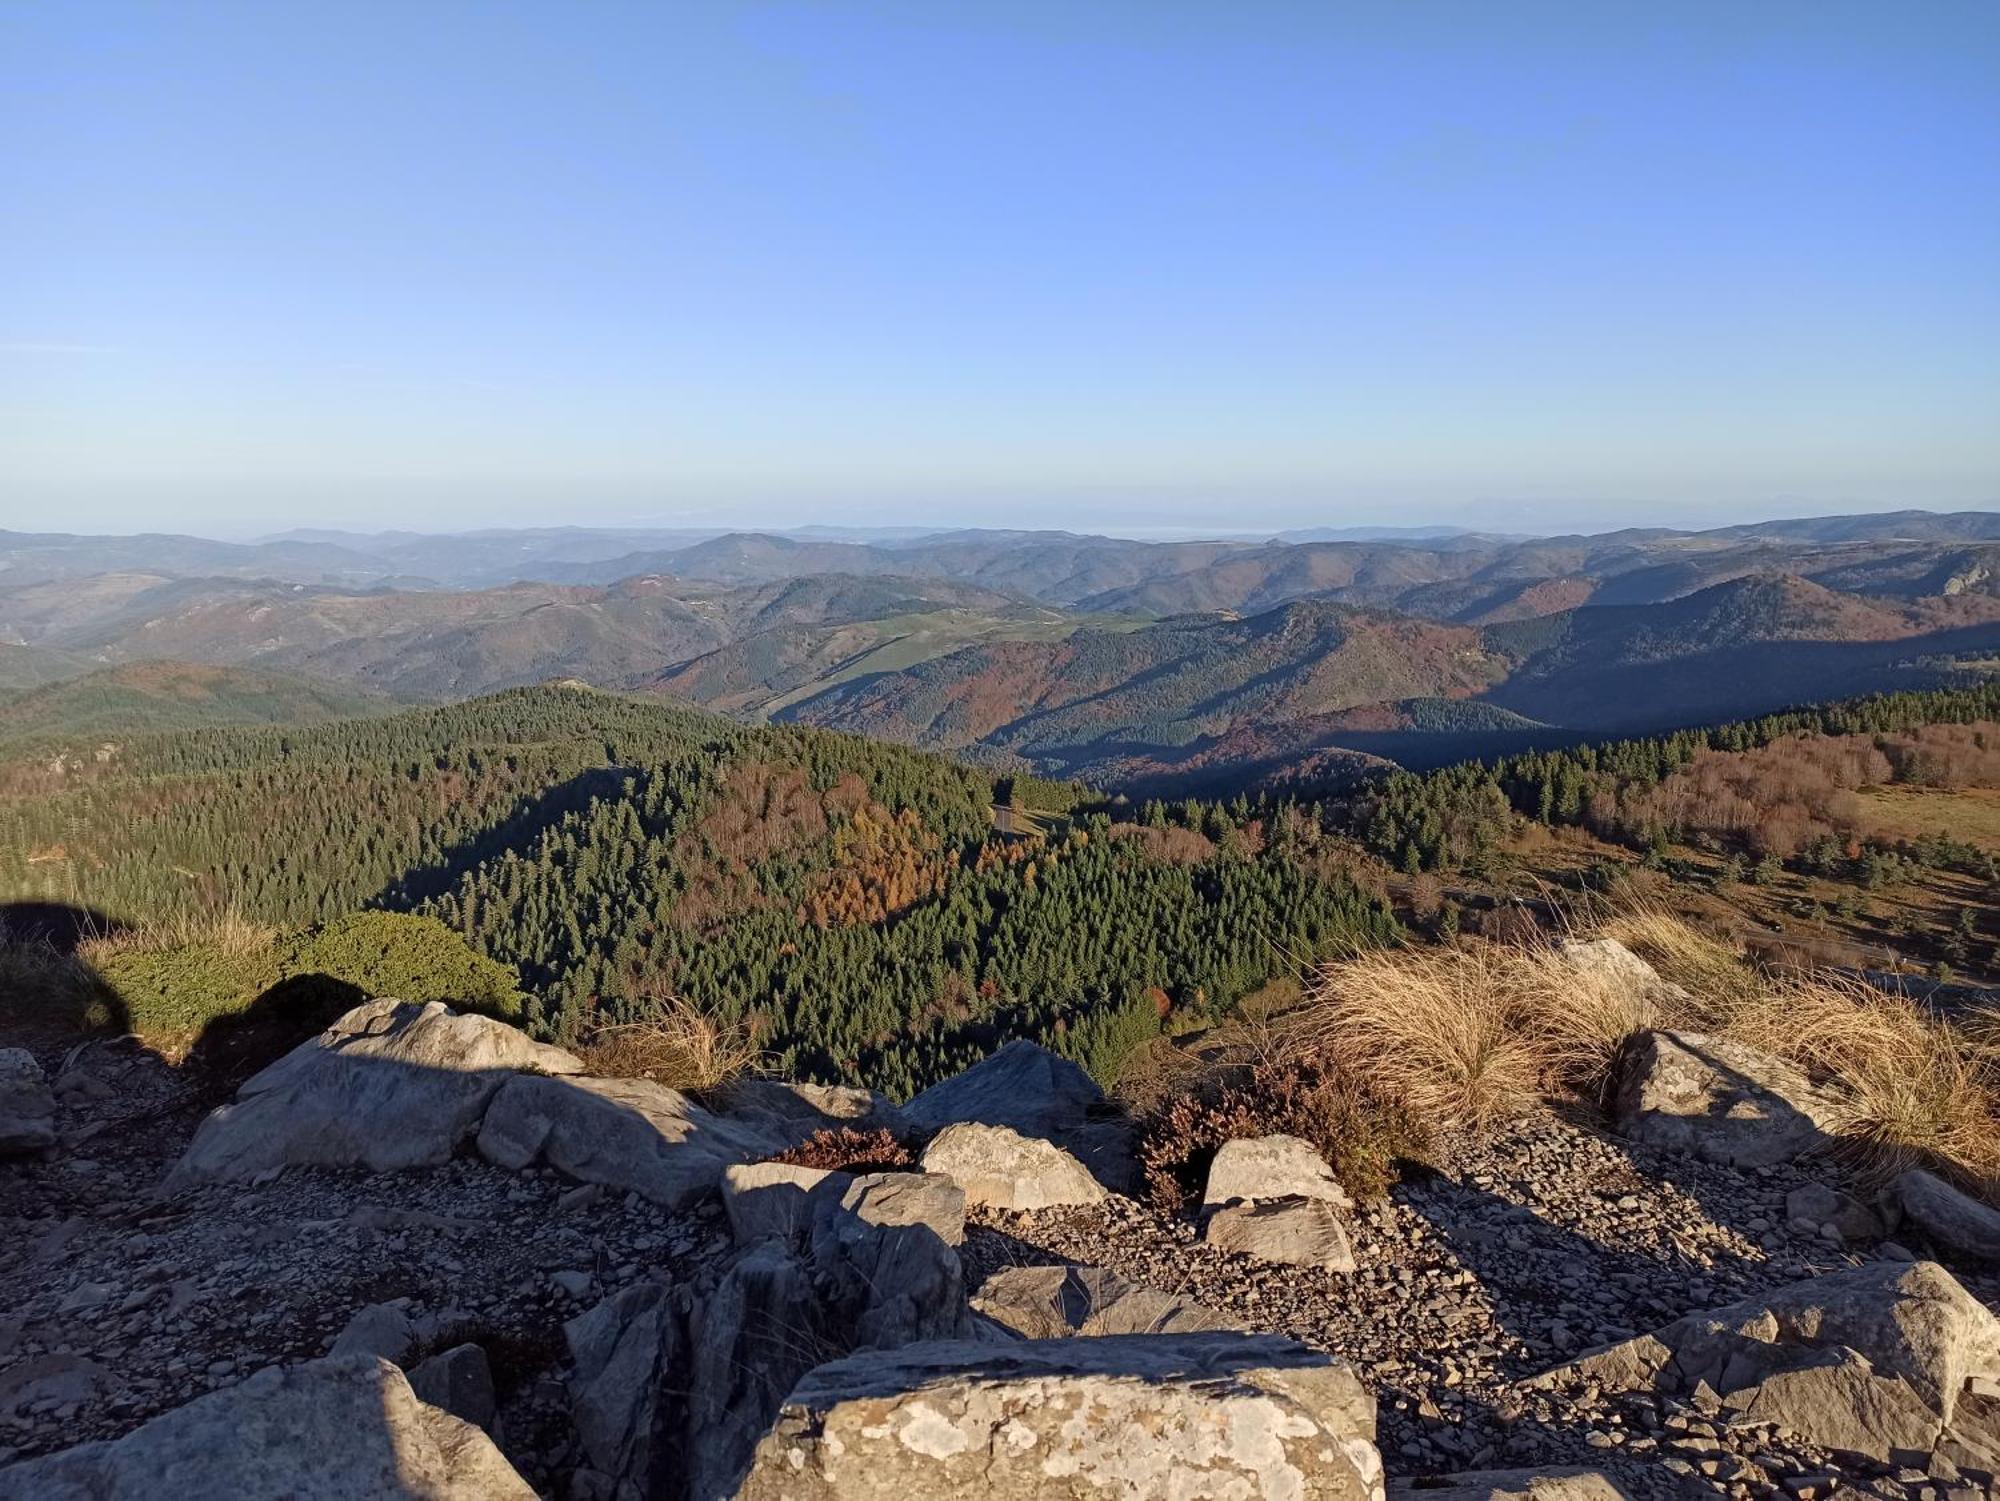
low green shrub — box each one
[56,908,528,1053]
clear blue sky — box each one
[3,1,1996,538]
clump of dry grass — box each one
[1593,901,1762,1023]
[0,922,108,1031]
[579,994,764,1096]
[1731,972,2000,1191]
[75,906,276,966]
[1305,898,2000,1195]
[1307,944,1549,1132]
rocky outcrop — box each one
[407,1343,496,1432]
[919,1120,1106,1210]
[807,1182,973,1351]
[837,1170,966,1246]
[566,1281,686,1501]
[1886,1169,2000,1263]
[901,1039,1102,1137]
[0,1355,533,1500]
[1542,1259,2000,1467]
[477,1072,782,1210]
[721,1161,850,1246]
[721,1077,908,1140]
[0,1048,55,1156]
[1206,1196,1359,1270]
[1389,1469,1634,1500]
[568,1173,973,1501]
[721,1164,965,1251]
[166,997,582,1186]
[1204,1132,1353,1208]
[1612,1030,1841,1169]
[972,1264,1233,1340]
[733,1332,1383,1500]
[686,1243,833,1501]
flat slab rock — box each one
[1205,1196,1357,1270]
[477,1071,783,1210]
[972,1263,1234,1340]
[734,1331,1383,1500]
[1888,1168,2000,1263]
[1612,1029,1842,1169]
[1544,1258,2000,1467]
[0,1355,533,1501]
[166,997,582,1186]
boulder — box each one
[327,1300,419,1364]
[1542,1259,2000,1466]
[1389,1469,1636,1500]
[167,997,582,1186]
[687,1242,834,1501]
[477,1072,783,1210]
[722,1077,909,1140]
[809,1189,974,1352]
[565,1280,685,1501]
[971,1264,1233,1340]
[733,1332,1382,1500]
[1786,1182,1885,1244]
[407,1343,496,1432]
[838,1170,967,1247]
[902,1038,1102,1137]
[1205,1197,1357,1271]
[1556,938,1690,1013]
[0,1355,533,1500]
[1612,1030,1841,1169]
[1204,1133,1352,1209]
[0,1049,55,1157]
[1887,1169,2000,1263]
[919,1121,1106,1211]
[722,1161,852,1246]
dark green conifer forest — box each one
[0,687,1395,1093]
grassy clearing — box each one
[1857,784,2000,846]
[0,907,527,1056]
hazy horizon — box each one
[11,498,2000,550]
[6,2,1997,536]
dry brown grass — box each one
[1307,944,1549,1132]
[1303,899,2000,1194]
[578,994,764,1096]
[75,907,277,967]
[0,923,106,1031]
[1593,902,1762,1022]
[1731,971,2000,1191]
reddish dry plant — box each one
[770,1126,914,1174]
[1135,1055,1428,1214]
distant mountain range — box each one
[3,509,1997,788]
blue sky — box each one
[3,1,1996,538]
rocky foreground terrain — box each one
[5,946,2000,1499]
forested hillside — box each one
[0,687,1395,1094]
